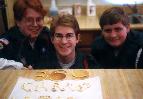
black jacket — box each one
[37,51,99,69]
[91,30,143,69]
[0,26,55,69]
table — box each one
[0,69,143,99]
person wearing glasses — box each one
[91,7,143,68]
[0,0,54,69]
[48,14,98,69]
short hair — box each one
[99,7,129,29]
[50,14,80,37]
[13,0,47,21]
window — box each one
[105,0,143,5]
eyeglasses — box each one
[24,17,43,25]
[54,33,76,41]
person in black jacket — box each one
[0,0,55,69]
[48,14,98,69]
[91,7,143,68]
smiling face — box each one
[16,8,44,39]
[51,26,79,58]
[102,22,130,47]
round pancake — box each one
[49,72,66,80]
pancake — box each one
[72,70,89,78]
[49,71,66,80]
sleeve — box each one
[136,48,143,69]
[91,36,103,58]
[83,54,101,69]
[0,58,24,69]
[91,40,99,59]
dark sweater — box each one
[91,30,143,68]
[37,51,99,69]
[0,26,55,69]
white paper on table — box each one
[9,76,103,99]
